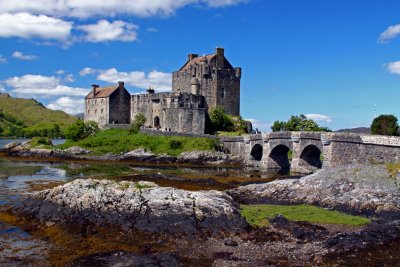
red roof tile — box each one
[85,86,118,99]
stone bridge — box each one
[220,132,400,173]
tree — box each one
[271,114,330,132]
[130,113,146,133]
[84,121,100,137]
[371,114,399,136]
[65,120,85,141]
[209,106,234,132]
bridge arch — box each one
[250,144,263,161]
[299,144,322,170]
[268,144,292,170]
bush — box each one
[65,120,85,141]
[209,107,234,132]
[84,121,100,137]
[169,139,182,149]
[271,114,330,132]
[30,136,52,147]
[130,113,147,134]
[371,114,399,136]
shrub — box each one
[209,107,234,132]
[65,120,85,141]
[84,121,100,137]
[169,139,182,149]
[130,113,147,134]
[371,114,399,136]
[30,136,52,147]
[271,114,331,132]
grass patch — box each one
[386,162,400,178]
[57,128,219,156]
[241,204,370,227]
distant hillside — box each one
[336,127,371,134]
[74,113,84,120]
[0,93,77,137]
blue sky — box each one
[0,0,399,131]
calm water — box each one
[0,138,66,148]
[0,157,295,265]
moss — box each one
[241,204,371,227]
[386,163,400,178]
[29,136,53,147]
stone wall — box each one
[84,97,109,128]
[131,92,206,134]
[109,87,131,124]
[172,48,241,116]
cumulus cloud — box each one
[55,70,65,75]
[378,24,400,43]
[305,114,333,123]
[3,74,89,97]
[0,85,5,92]
[0,12,72,40]
[47,96,84,114]
[0,55,6,64]
[79,67,96,76]
[386,60,400,75]
[96,68,171,92]
[12,51,38,61]
[0,0,247,18]
[77,20,138,42]
[64,73,75,83]
[247,119,271,132]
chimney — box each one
[92,84,99,96]
[216,47,224,57]
[188,54,198,61]
[118,81,124,88]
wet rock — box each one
[71,251,181,267]
[64,146,91,155]
[20,179,247,235]
[268,214,289,227]
[177,151,240,165]
[227,164,400,217]
[117,149,157,161]
[223,239,238,247]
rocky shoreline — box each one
[227,164,400,219]
[0,141,242,165]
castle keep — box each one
[84,48,241,134]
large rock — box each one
[178,150,241,164]
[64,146,91,155]
[227,164,400,217]
[20,179,247,235]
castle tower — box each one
[172,47,241,116]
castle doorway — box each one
[154,116,160,128]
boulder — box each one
[177,150,238,164]
[118,149,157,161]
[20,179,247,235]
[64,146,91,155]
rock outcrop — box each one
[227,164,400,217]
[20,179,247,235]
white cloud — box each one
[0,85,5,92]
[47,97,84,114]
[0,55,6,64]
[0,12,72,40]
[55,70,65,75]
[65,73,75,83]
[378,24,400,43]
[96,68,171,92]
[3,74,89,97]
[79,67,96,76]
[247,119,271,132]
[77,20,138,42]
[147,27,158,32]
[12,51,38,61]
[305,114,333,123]
[0,0,247,18]
[386,60,400,75]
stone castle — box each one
[84,48,241,134]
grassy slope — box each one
[57,128,218,156]
[0,96,77,130]
[241,204,370,227]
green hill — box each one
[0,93,77,138]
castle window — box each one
[221,87,225,99]
[101,109,103,114]
[101,99,104,104]
[95,100,97,105]
[95,110,97,114]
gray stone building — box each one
[84,48,241,134]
